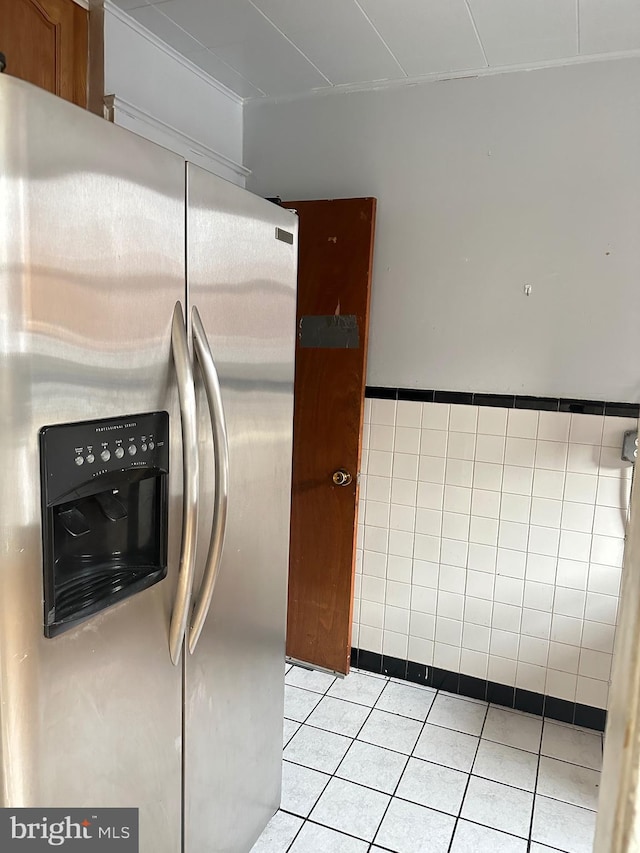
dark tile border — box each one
[429,667,460,693]
[434,390,474,405]
[558,399,606,416]
[397,388,434,403]
[366,386,397,400]
[358,649,382,673]
[365,387,640,418]
[459,674,487,701]
[382,655,407,679]
[486,681,515,708]
[352,648,607,732]
[606,402,640,418]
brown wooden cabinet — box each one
[0,0,88,107]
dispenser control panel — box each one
[40,411,169,503]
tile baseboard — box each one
[351,647,607,732]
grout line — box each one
[281,700,597,851]
[283,684,379,850]
[446,700,490,852]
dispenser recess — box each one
[39,411,169,637]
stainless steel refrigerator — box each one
[0,75,297,852]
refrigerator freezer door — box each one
[0,77,184,851]
[185,164,297,852]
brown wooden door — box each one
[0,0,88,108]
[284,197,376,674]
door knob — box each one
[332,469,352,486]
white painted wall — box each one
[104,3,246,186]
[245,59,640,401]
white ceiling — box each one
[112,0,640,101]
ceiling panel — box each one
[251,0,404,85]
[579,0,640,54]
[468,0,577,66]
[129,4,206,57]
[210,25,330,97]
[159,0,269,49]
[111,0,150,11]
[115,0,640,100]
[358,0,487,76]
[188,50,266,98]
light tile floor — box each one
[252,665,604,853]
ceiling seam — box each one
[576,0,581,54]
[152,3,267,97]
[246,0,334,88]
[463,0,490,68]
[352,0,408,77]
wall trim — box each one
[104,94,251,180]
[365,386,640,419]
[351,647,607,732]
[247,49,640,105]
[103,0,243,106]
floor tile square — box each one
[413,723,479,772]
[536,756,600,811]
[482,706,542,753]
[288,822,368,853]
[427,693,487,736]
[284,685,322,722]
[532,795,597,853]
[309,777,389,842]
[286,666,337,694]
[284,724,351,773]
[357,709,422,754]
[306,696,371,737]
[250,811,303,853]
[375,681,436,720]
[336,740,408,794]
[541,721,603,770]
[461,775,533,838]
[450,819,528,853]
[283,718,301,747]
[396,757,467,815]
[281,761,331,817]
[472,739,538,791]
[374,797,456,853]
[328,672,387,706]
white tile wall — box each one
[356,398,637,709]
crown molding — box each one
[103,0,243,106]
[246,48,640,106]
[104,94,250,179]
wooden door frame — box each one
[284,197,376,674]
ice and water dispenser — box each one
[39,412,169,637]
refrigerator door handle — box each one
[169,301,199,665]
[189,306,229,653]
